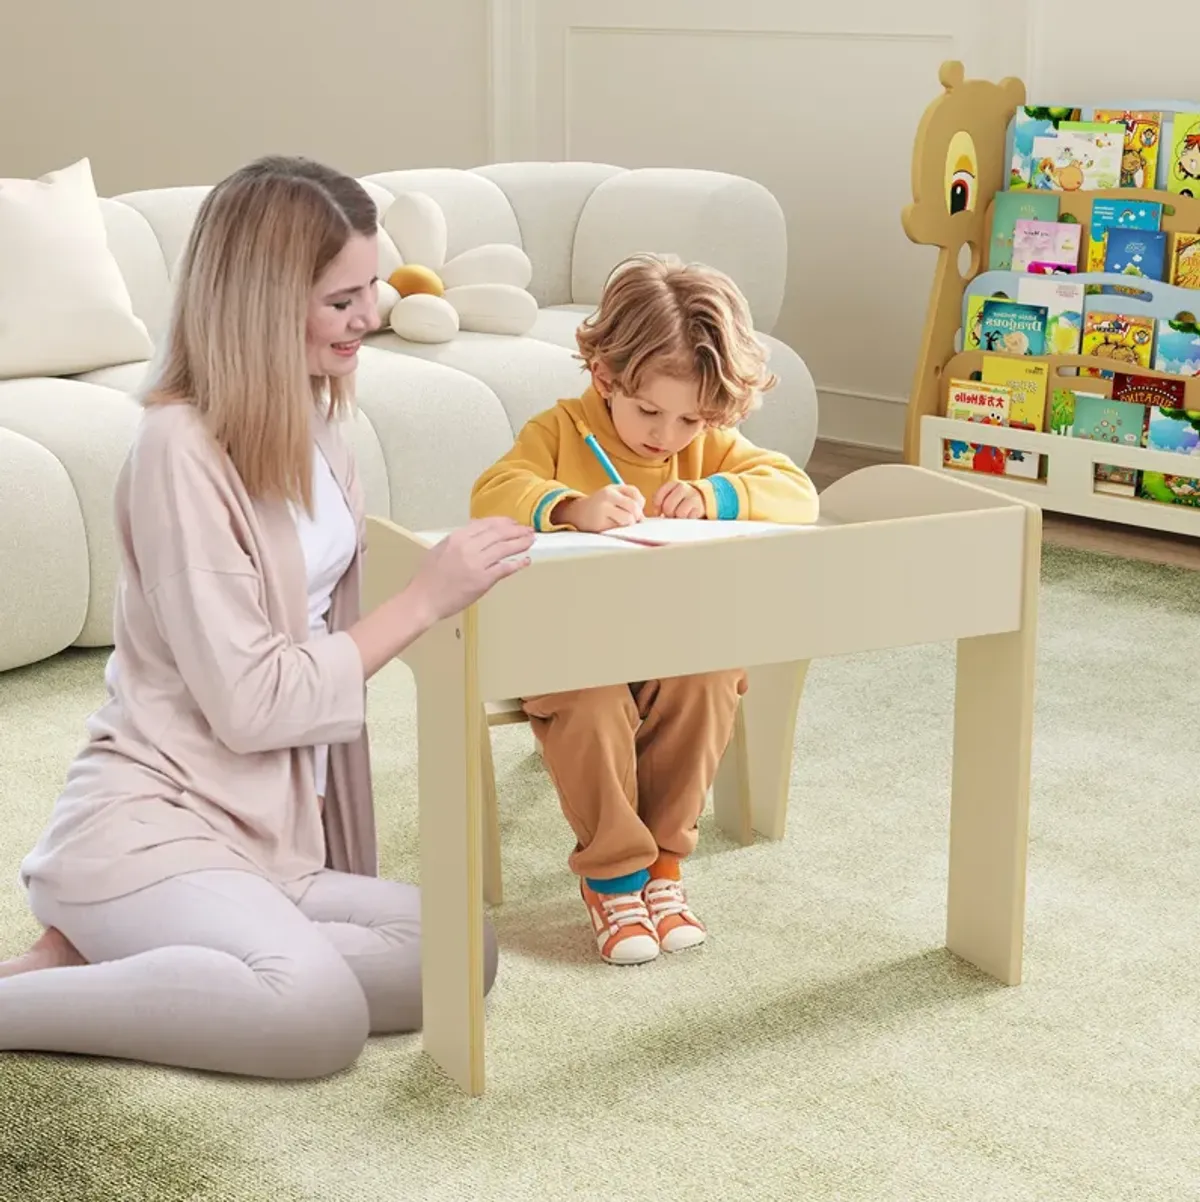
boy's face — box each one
[597,368,706,460]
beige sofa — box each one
[0,161,818,673]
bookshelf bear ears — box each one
[902,60,1027,250]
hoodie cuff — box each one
[531,486,585,531]
[694,474,744,520]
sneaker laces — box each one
[599,891,655,936]
[644,878,693,922]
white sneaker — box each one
[580,882,660,965]
[644,878,707,953]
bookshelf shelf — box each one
[901,62,1200,538]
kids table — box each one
[362,464,1041,1096]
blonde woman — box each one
[0,157,534,1079]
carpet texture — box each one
[0,545,1197,1201]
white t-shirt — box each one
[291,443,357,797]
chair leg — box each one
[479,715,504,907]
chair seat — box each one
[485,698,528,726]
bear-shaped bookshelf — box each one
[902,60,1200,536]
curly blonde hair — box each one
[575,253,776,427]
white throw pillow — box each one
[0,158,154,379]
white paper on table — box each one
[599,518,816,546]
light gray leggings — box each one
[1,868,498,1080]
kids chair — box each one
[479,696,758,906]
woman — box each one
[0,156,534,1080]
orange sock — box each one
[649,853,681,882]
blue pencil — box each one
[574,420,624,485]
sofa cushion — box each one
[472,163,623,308]
[0,428,89,671]
[526,303,593,351]
[366,330,591,435]
[0,159,154,379]
[0,379,143,646]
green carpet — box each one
[1,545,1197,1201]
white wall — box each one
[489,0,1035,450]
[0,0,491,195]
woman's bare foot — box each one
[0,927,86,980]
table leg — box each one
[414,612,487,1094]
[479,715,504,907]
[946,507,1040,986]
[712,660,808,843]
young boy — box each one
[470,252,819,966]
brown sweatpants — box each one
[522,671,746,883]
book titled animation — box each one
[1017,277,1085,354]
[1071,392,1148,495]
[1154,317,1200,377]
[988,191,1060,270]
[1166,112,1200,197]
[1171,233,1200,289]
[1081,311,1155,378]
[1091,110,1163,189]
[1085,198,1163,279]
[1011,219,1081,273]
[980,299,1048,356]
[1011,106,1081,189]
[943,380,1011,474]
[981,355,1049,478]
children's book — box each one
[1071,392,1148,495]
[1111,371,1186,410]
[988,191,1061,270]
[1049,388,1106,435]
[1091,110,1163,189]
[1144,406,1200,455]
[1017,277,1085,354]
[944,380,1011,474]
[1081,311,1156,379]
[1103,227,1167,282]
[1153,317,1200,377]
[1139,471,1200,506]
[980,299,1048,356]
[1166,112,1200,197]
[963,291,1010,351]
[1170,233,1200,290]
[1085,198,1163,277]
[981,356,1048,478]
[1011,106,1081,189]
[1032,127,1122,192]
[1012,219,1081,273]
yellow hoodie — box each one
[471,387,820,531]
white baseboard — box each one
[816,388,907,453]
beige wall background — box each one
[0,0,490,194]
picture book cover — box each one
[980,299,1048,356]
[1080,311,1156,378]
[1071,393,1148,495]
[1017,277,1085,354]
[988,191,1061,270]
[944,380,1011,474]
[1085,198,1163,276]
[1103,227,1167,282]
[1111,371,1186,409]
[1139,472,1200,506]
[1012,219,1081,273]
[981,356,1048,478]
[1144,406,1200,455]
[1153,317,1200,377]
[963,290,1010,351]
[1049,388,1107,435]
[1091,110,1163,189]
[1032,128,1122,192]
[1171,232,1200,290]
[1167,112,1200,197]
[1011,106,1081,189]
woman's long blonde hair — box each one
[144,155,377,511]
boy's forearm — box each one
[694,467,819,524]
